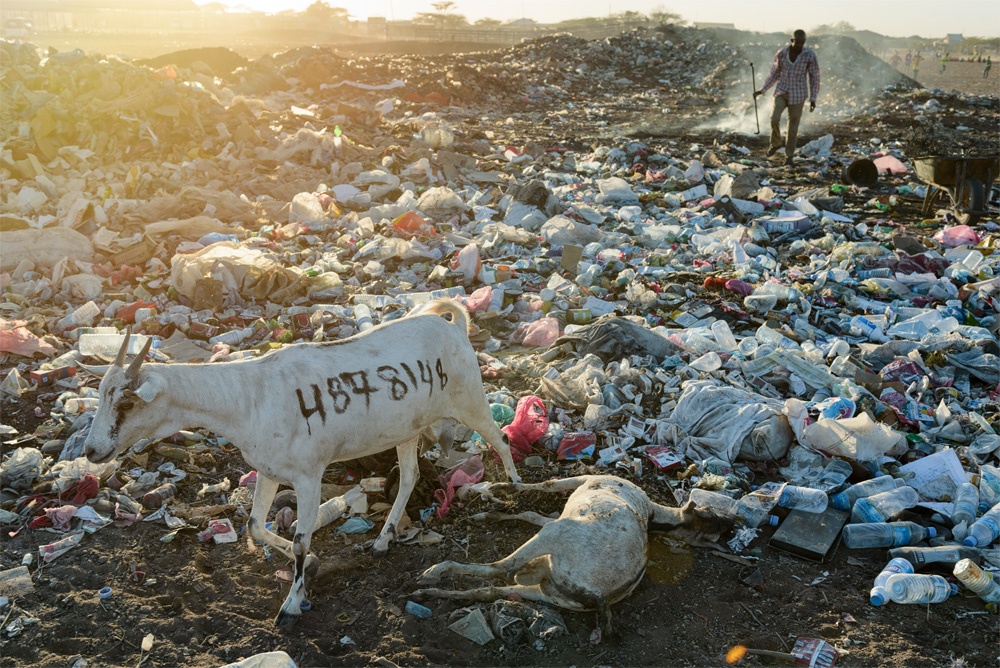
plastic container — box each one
[79,331,151,357]
[209,327,253,347]
[852,486,920,523]
[849,315,888,343]
[777,485,829,513]
[951,482,979,528]
[885,573,958,604]
[56,301,101,332]
[870,557,915,606]
[964,501,1000,547]
[756,324,801,350]
[690,352,722,372]
[843,521,936,549]
[953,558,1000,604]
[142,483,178,509]
[354,304,374,332]
[814,459,854,494]
[690,489,779,528]
[888,545,981,570]
[711,320,738,352]
[831,476,904,511]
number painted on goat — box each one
[296,358,450,425]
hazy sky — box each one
[202,0,1000,38]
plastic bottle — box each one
[354,304,374,331]
[849,315,888,343]
[690,352,722,372]
[777,485,829,513]
[711,320,738,352]
[888,545,982,570]
[870,557,915,606]
[64,397,100,414]
[56,301,101,332]
[689,489,779,528]
[852,486,920,523]
[951,482,979,528]
[80,331,150,357]
[830,476,904,511]
[756,324,801,350]
[843,522,936,549]
[142,483,178,509]
[885,573,958,604]
[964,501,1000,547]
[953,558,1000,604]
[209,327,253,346]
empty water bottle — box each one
[831,476,903,510]
[951,482,979,528]
[756,324,801,350]
[953,558,1000,604]
[851,486,919,523]
[964,501,1000,547]
[354,304,374,331]
[777,485,829,513]
[814,459,853,494]
[843,522,936,549]
[870,557,915,606]
[710,320,738,352]
[849,315,888,343]
[888,545,981,570]
[690,352,723,372]
[885,573,958,604]
[689,489,778,528]
[142,483,178,509]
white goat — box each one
[412,475,694,636]
[83,298,522,628]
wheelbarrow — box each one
[913,154,1000,225]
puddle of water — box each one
[645,536,693,585]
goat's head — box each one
[84,330,163,464]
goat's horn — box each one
[113,327,132,367]
[125,337,153,379]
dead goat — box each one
[83,298,521,628]
[412,474,694,636]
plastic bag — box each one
[435,455,484,518]
[391,211,437,239]
[515,318,561,348]
[933,225,980,248]
[501,396,549,461]
[450,244,482,284]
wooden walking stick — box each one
[751,62,760,134]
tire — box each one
[955,177,985,225]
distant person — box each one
[912,53,922,79]
[940,52,948,73]
[753,29,820,168]
[905,51,912,69]
[890,52,902,69]
[985,56,992,79]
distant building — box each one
[944,33,964,47]
[694,22,736,29]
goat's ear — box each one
[133,376,164,403]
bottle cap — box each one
[768,515,780,527]
[963,536,978,547]
[926,527,937,538]
[98,587,113,599]
[869,588,887,606]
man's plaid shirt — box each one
[760,46,820,105]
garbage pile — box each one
[2,25,1000,642]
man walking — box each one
[754,29,820,167]
[985,56,992,79]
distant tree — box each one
[414,2,468,30]
[612,10,648,23]
[304,1,349,23]
[474,18,503,28]
[649,5,683,25]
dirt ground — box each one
[2,30,999,668]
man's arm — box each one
[754,49,783,97]
[808,52,820,111]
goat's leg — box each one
[464,407,522,484]
[417,524,566,584]
[247,473,294,561]
[487,475,591,498]
[470,510,556,527]
[412,583,587,612]
[371,438,419,557]
[649,498,696,528]
[274,476,321,629]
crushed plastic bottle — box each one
[964,501,1000,547]
[852,486,920,523]
[843,522,936,549]
[951,482,979,528]
[830,476,904,511]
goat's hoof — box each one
[371,543,389,559]
[274,610,301,629]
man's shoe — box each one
[766,146,780,157]
[784,158,795,167]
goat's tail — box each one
[423,297,470,336]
